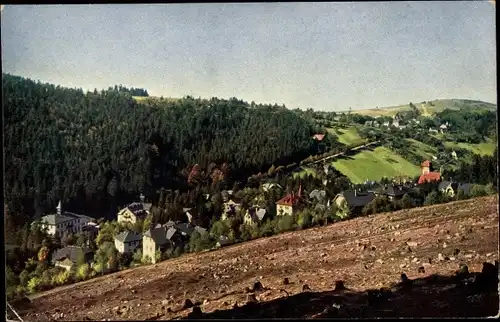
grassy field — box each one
[331,146,421,184]
[405,138,438,160]
[347,99,496,118]
[327,127,366,146]
[293,167,317,180]
[443,139,496,156]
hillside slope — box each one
[347,99,496,117]
[18,196,498,320]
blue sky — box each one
[1,2,496,111]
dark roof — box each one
[377,184,415,197]
[52,246,93,265]
[247,207,267,221]
[144,226,167,245]
[120,202,149,218]
[115,230,142,243]
[340,190,376,209]
[166,227,179,240]
[276,193,300,206]
[175,222,195,236]
[457,183,473,195]
[40,212,93,226]
[438,181,458,191]
[164,220,178,228]
[194,226,207,235]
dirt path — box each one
[18,196,498,321]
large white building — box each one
[36,201,94,237]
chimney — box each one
[140,193,145,204]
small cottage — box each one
[114,230,142,254]
[52,246,94,271]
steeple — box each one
[56,200,62,216]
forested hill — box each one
[3,73,322,224]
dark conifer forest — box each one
[3,73,331,225]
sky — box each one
[1,2,496,111]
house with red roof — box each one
[276,186,302,216]
[417,160,441,184]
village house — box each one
[114,230,142,254]
[417,160,441,184]
[438,181,473,197]
[364,120,379,127]
[333,190,376,216]
[36,201,94,237]
[243,206,268,225]
[142,226,168,264]
[276,186,302,216]
[143,222,206,263]
[81,222,100,244]
[438,181,459,197]
[221,200,242,220]
[52,246,94,271]
[117,194,151,224]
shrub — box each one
[400,193,414,209]
[312,211,329,226]
[142,255,152,265]
[92,262,105,275]
[76,263,90,281]
[297,210,313,229]
[456,189,467,200]
[132,249,143,265]
[173,246,183,258]
[189,231,215,253]
[470,185,488,198]
[424,191,440,206]
[6,266,19,288]
[258,220,276,237]
[19,270,30,286]
[52,270,71,286]
[276,215,295,233]
[485,183,496,196]
[210,220,230,238]
[27,276,41,294]
[117,252,133,269]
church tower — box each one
[56,200,62,216]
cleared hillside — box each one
[331,146,421,183]
[347,99,496,117]
[18,196,499,320]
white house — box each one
[36,201,93,237]
[114,230,142,254]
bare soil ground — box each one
[17,196,499,320]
